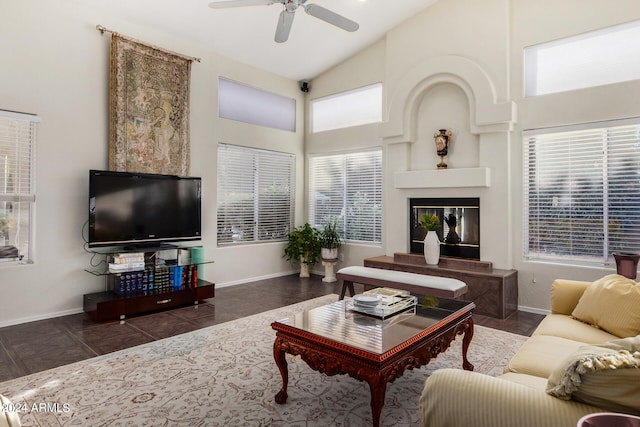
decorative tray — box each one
[346,292,417,320]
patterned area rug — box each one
[0,295,527,426]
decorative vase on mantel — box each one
[424,231,441,265]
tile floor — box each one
[0,274,544,382]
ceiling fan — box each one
[208,0,360,43]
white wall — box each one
[305,39,388,270]
[0,0,304,326]
[306,0,640,312]
[510,0,640,311]
[3,0,640,326]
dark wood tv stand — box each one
[363,253,517,319]
[83,279,215,322]
[83,245,215,322]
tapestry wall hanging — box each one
[109,34,193,175]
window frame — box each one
[523,117,640,266]
[308,148,383,245]
[218,77,296,132]
[216,143,295,246]
[524,19,640,97]
[310,83,383,133]
[0,109,39,264]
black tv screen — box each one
[88,170,202,248]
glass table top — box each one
[274,295,474,355]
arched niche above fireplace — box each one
[382,55,517,145]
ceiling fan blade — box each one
[274,10,295,43]
[208,0,274,9]
[304,4,359,32]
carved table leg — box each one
[273,336,289,404]
[367,376,386,427]
[462,317,475,371]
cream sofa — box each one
[420,275,640,427]
[0,394,21,427]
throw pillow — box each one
[571,274,640,337]
[546,336,640,415]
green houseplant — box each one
[320,220,342,260]
[283,223,322,277]
[420,213,440,231]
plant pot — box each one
[613,252,640,280]
[321,247,338,260]
[423,231,440,265]
[299,256,310,278]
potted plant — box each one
[320,220,342,261]
[420,213,441,265]
[283,223,321,278]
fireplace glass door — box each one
[410,198,480,259]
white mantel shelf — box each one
[394,167,490,189]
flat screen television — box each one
[88,169,202,249]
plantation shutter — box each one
[217,143,295,245]
[309,149,382,243]
[0,111,38,202]
[523,119,640,264]
[0,110,39,262]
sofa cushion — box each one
[533,314,619,344]
[546,336,640,415]
[0,394,21,427]
[499,372,549,391]
[505,335,586,378]
[571,274,640,338]
[550,279,591,315]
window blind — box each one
[217,143,295,245]
[523,119,640,264]
[309,149,382,243]
[0,110,39,262]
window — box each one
[218,77,296,132]
[310,83,382,133]
[309,149,382,243]
[217,143,295,245]
[0,110,39,263]
[524,20,640,96]
[523,118,640,265]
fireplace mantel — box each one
[394,167,490,189]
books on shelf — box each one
[108,262,145,272]
[111,253,145,264]
[110,264,199,297]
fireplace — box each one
[409,197,480,259]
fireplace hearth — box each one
[410,197,480,259]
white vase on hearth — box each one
[424,231,440,265]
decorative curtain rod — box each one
[96,25,201,62]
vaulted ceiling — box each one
[85,0,439,81]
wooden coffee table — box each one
[271,295,475,427]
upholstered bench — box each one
[336,266,467,299]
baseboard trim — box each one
[214,270,301,288]
[0,307,85,328]
[517,305,550,316]
[1,271,315,327]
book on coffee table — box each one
[348,288,416,320]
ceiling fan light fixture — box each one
[209,0,359,41]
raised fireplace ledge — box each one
[394,167,490,189]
